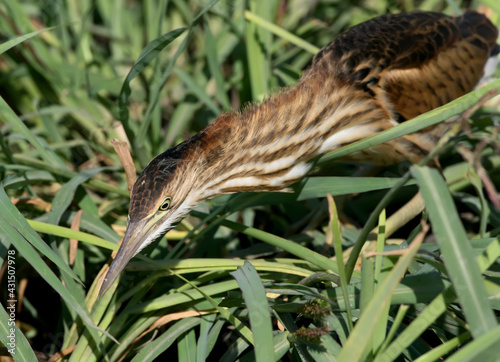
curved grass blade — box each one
[137,0,222,165]
[446,324,500,362]
[0,188,80,283]
[131,318,201,362]
[126,279,238,313]
[11,155,127,196]
[118,27,187,145]
[196,313,217,361]
[337,222,425,361]
[191,211,339,275]
[48,167,109,226]
[244,11,320,54]
[0,305,37,361]
[411,165,497,338]
[0,96,64,167]
[0,25,57,54]
[174,67,220,114]
[231,261,274,362]
[245,1,272,101]
[27,220,118,251]
[297,176,416,200]
[327,195,353,331]
[0,208,111,349]
[203,17,231,110]
[414,331,471,362]
[129,258,315,278]
[376,236,500,360]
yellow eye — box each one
[159,197,171,211]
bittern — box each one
[99,10,499,297]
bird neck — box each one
[190,73,386,199]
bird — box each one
[99,10,499,297]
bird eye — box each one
[159,197,171,211]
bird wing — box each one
[310,10,499,121]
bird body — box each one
[99,10,499,297]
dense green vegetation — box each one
[1,0,500,360]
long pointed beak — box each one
[98,218,151,298]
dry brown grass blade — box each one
[69,210,83,266]
[111,138,137,194]
[365,220,429,258]
[373,192,425,239]
[47,345,76,362]
[132,310,213,344]
[17,278,28,315]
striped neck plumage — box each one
[197,80,385,198]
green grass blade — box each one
[174,67,220,114]
[47,167,108,225]
[244,11,319,54]
[231,261,274,362]
[0,96,64,167]
[27,219,117,251]
[126,279,236,311]
[178,328,197,362]
[220,338,251,362]
[359,256,375,313]
[411,165,497,338]
[0,205,108,349]
[131,318,201,362]
[338,224,424,361]
[130,258,315,278]
[446,324,500,362]
[11,155,127,196]
[196,313,217,361]
[467,168,490,238]
[297,176,416,200]
[0,26,57,54]
[414,331,471,362]
[245,2,272,101]
[377,304,410,354]
[344,172,413,281]
[118,27,187,146]
[191,211,339,274]
[372,210,390,354]
[203,17,231,110]
[0,305,37,361]
[0,188,81,282]
[377,237,500,360]
[327,195,353,331]
[375,288,454,361]
[137,0,222,165]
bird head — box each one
[99,135,206,298]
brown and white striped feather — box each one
[130,10,498,223]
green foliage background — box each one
[0,0,500,360]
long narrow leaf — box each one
[0,96,63,167]
[118,27,187,145]
[411,165,497,338]
[131,318,201,361]
[0,26,57,54]
[231,261,274,362]
[0,188,80,282]
[447,324,500,361]
[0,304,37,361]
[338,224,425,361]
